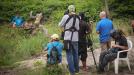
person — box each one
[30,11,43,27]
[96,11,113,52]
[78,12,90,71]
[59,5,80,75]
[23,18,35,34]
[30,11,48,35]
[11,12,24,28]
[98,29,128,73]
[44,34,63,64]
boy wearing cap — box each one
[45,34,63,63]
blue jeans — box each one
[66,42,79,74]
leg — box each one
[102,53,117,70]
[66,49,75,74]
[99,50,110,71]
[80,44,88,71]
[72,42,79,73]
[100,43,107,52]
[13,23,16,28]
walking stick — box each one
[87,20,98,69]
[90,45,98,69]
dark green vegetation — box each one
[0,0,102,22]
[108,0,134,19]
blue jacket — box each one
[45,41,63,63]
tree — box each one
[108,0,134,19]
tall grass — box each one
[0,25,49,66]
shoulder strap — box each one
[64,15,73,29]
[65,14,80,32]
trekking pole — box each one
[90,45,98,69]
[88,21,98,69]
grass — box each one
[0,24,49,66]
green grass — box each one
[0,25,49,66]
[18,65,63,75]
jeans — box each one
[66,42,79,74]
[99,48,118,71]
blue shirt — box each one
[96,18,113,43]
[45,41,63,63]
[11,16,24,27]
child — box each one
[44,34,63,64]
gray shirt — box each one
[59,14,79,41]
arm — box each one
[58,15,69,27]
[30,11,36,18]
[96,22,100,34]
[112,45,128,50]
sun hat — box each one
[51,34,59,39]
[68,5,75,12]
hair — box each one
[110,29,125,39]
[79,12,85,20]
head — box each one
[99,11,106,19]
[68,5,75,13]
[51,34,59,41]
[110,29,124,40]
[79,12,85,20]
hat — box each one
[51,34,59,39]
[68,5,75,12]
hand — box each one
[112,45,119,48]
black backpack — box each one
[60,14,80,40]
[48,43,59,64]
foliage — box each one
[18,65,63,75]
[0,25,48,66]
[107,0,134,19]
[0,0,102,22]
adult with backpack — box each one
[78,12,91,71]
[45,34,63,64]
[59,5,80,75]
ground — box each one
[0,36,134,75]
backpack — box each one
[60,14,80,40]
[47,43,59,64]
